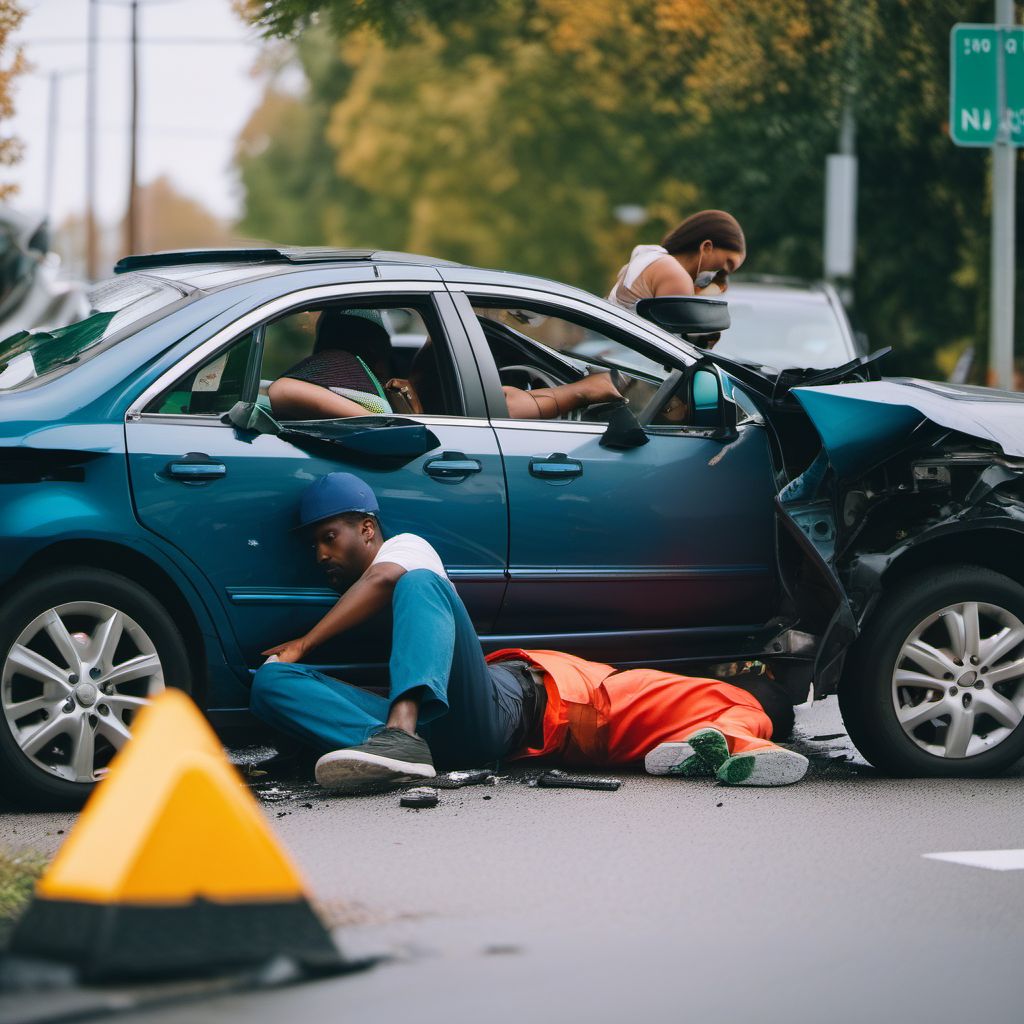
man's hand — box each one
[261,637,309,664]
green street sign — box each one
[950,23,1024,147]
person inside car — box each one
[608,209,747,313]
[250,472,809,793]
[270,308,626,422]
[267,309,401,420]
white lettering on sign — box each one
[961,107,994,133]
[1008,36,1019,55]
[1004,108,1024,134]
[963,36,993,55]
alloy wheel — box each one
[1,602,164,783]
[892,601,1024,759]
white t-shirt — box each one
[371,533,451,584]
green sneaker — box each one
[315,728,435,793]
[686,728,731,773]
[644,741,709,777]
[645,727,731,778]
[716,746,809,787]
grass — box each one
[0,849,47,925]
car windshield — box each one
[0,274,184,391]
[712,290,852,370]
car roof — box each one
[113,247,462,290]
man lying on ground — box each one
[251,472,809,792]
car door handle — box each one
[166,454,227,480]
[529,453,583,479]
[424,452,482,480]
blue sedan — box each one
[2,247,1023,806]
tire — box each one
[839,564,1024,777]
[0,567,193,809]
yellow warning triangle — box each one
[37,689,307,905]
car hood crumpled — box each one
[791,378,1024,479]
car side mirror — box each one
[635,296,730,335]
[680,362,738,439]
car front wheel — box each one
[840,565,1024,776]
[0,567,193,809]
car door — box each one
[448,284,779,667]
[124,280,507,677]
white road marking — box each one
[923,849,1024,871]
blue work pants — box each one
[250,569,526,766]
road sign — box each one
[950,23,1024,146]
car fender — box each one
[847,505,1024,625]
[0,466,248,705]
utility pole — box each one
[824,0,859,306]
[85,0,99,281]
[44,72,59,223]
[991,0,1017,390]
[125,0,140,257]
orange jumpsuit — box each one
[488,649,778,766]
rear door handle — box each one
[166,453,227,481]
[424,452,482,480]
[529,453,583,479]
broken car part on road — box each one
[535,769,622,791]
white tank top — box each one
[607,244,672,311]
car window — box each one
[146,332,255,415]
[0,274,185,391]
[259,300,462,419]
[470,299,670,423]
[713,292,851,369]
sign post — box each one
[951,8,1022,390]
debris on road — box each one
[534,769,621,792]
[400,787,439,809]
[432,769,495,789]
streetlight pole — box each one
[85,0,99,280]
[824,0,859,305]
[991,0,1017,390]
[125,0,140,257]
[44,71,59,223]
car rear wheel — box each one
[840,565,1024,776]
[0,567,193,809]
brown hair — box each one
[661,209,746,256]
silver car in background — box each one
[715,277,861,370]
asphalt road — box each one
[4,698,1024,1023]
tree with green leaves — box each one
[234,0,1020,378]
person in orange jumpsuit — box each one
[491,648,807,786]
[252,473,809,792]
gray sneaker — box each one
[315,728,436,793]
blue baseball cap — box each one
[295,472,381,531]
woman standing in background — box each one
[607,209,746,312]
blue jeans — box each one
[250,569,527,766]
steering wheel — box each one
[499,364,583,420]
[500,364,563,390]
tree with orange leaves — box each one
[236,0,1016,379]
